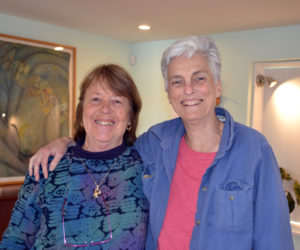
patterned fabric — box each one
[0,142,149,250]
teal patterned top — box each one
[0,141,149,249]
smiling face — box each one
[82,80,131,151]
[167,52,222,124]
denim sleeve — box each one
[253,143,294,250]
[0,173,42,249]
[134,131,158,168]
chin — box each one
[181,114,204,122]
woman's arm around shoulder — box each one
[29,136,73,181]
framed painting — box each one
[0,34,76,185]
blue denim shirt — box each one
[135,107,293,250]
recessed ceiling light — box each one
[54,46,64,51]
[138,25,151,30]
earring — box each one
[127,124,131,131]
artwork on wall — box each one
[250,59,300,234]
[0,34,76,185]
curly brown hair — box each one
[73,64,142,146]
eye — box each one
[170,79,184,86]
[87,96,101,105]
[91,97,101,102]
[113,99,122,104]
[111,97,124,105]
[192,76,205,84]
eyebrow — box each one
[192,70,207,76]
[169,75,183,80]
[169,70,208,79]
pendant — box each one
[93,185,101,198]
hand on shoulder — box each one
[28,137,74,181]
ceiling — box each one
[1,0,300,43]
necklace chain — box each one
[78,156,118,199]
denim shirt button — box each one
[202,187,207,191]
[229,195,234,200]
[196,220,201,225]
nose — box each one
[184,81,194,95]
[100,100,111,113]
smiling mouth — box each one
[181,99,203,106]
[95,120,115,126]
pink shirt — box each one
[158,136,216,250]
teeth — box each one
[95,120,114,125]
[182,99,203,106]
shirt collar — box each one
[70,139,127,160]
[149,107,235,155]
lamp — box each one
[256,74,277,88]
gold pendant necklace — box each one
[78,156,118,199]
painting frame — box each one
[0,33,76,186]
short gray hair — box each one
[161,36,221,91]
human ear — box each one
[215,80,222,97]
